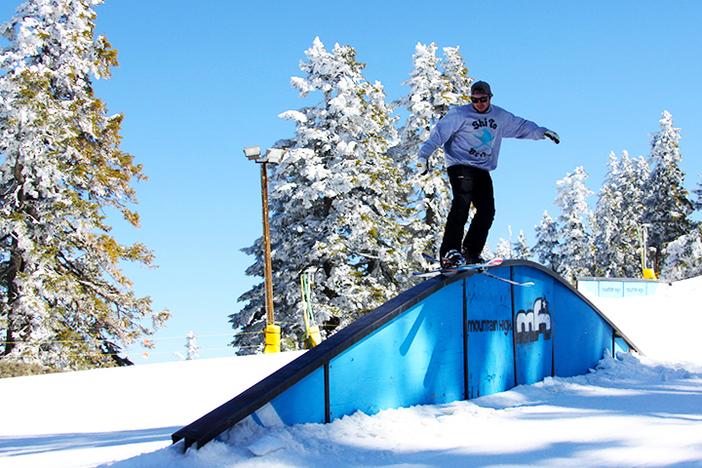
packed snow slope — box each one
[1,275,701,468]
[584,277,702,364]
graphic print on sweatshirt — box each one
[470,118,496,159]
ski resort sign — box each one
[465,297,552,345]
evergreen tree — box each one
[392,43,473,264]
[640,111,694,273]
[494,226,517,259]
[692,174,702,212]
[554,167,594,283]
[621,153,651,276]
[0,0,168,370]
[593,152,622,276]
[185,331,199,361]
[533,210,560,271]
[662,174,702,281]
[661,227,702,281]
[594,151,647,277]
[513,230,532,260]
[440,46,473,108]
[494,238,511,259]
[480,243,494,260]
[232,38,410,353]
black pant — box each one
[440,165,495,259]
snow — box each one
[585,275,702,365]
[2,277,702,468]
[0,351,305,468]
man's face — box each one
[471,93,491,113]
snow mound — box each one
[108,353,702,468]
[590,274,702,364]
[2,276,702,468]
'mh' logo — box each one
[515,297,552,344]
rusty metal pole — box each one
[259,162,280,353]
[260,162,275,327]
[244,146,283,353]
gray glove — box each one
[417,156,429,176]
[544,130,560,144]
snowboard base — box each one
[415,253,533,286]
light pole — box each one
[639,223,656,279]
[243,146,286,353]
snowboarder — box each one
[416,80,560,268]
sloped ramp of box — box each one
[172,260,637,451]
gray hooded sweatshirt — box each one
[417,103,548,171]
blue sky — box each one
[1,0,701,364]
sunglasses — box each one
[472,96,489,103]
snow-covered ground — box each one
[2,277,702,468]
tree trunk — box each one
[3,245,22,357]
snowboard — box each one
[413,253,503,278]
[415,252,534,287]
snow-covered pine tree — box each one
[185,332,199,360]
[620,153,651,277]
[392,43,473,264]
[661,174,702,280]
[533,210,560,271]
[693,175,702,211]
[513,230,532,260]
[493,225,514,259]
[553,167,594,283]
[480,243,494,260]
[441,46,473,108]
[661,226,702,280]
[593,152,623,276]
[393,43,450,263]
[640,111,694,273]
[494,238,512,259]
[593,151,647,277]
[232,38,410,353]
[0,0,168,370]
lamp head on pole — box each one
[261,148,285,164]
[243,146,286,165]
[243,146,261,160]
